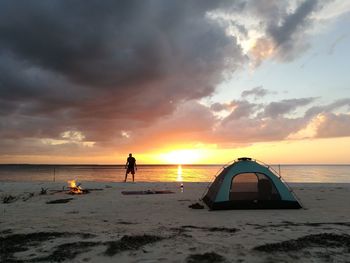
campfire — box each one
[67,180,89,194]
[48,181,102,195]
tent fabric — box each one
[202,158,302,210]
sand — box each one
[1,181,350,262]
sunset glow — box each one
[2,3,350,263]
[160,150,202,165]
[0,1,350,165]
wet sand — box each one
[1,182,350,262]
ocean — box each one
[0,164,350,183]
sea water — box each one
[0,164,350,183]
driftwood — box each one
[67,188,90,195]
[49,189,67,194]
[48,188,103,195]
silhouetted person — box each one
[125,153,137,182]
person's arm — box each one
[125,159,128,169]
[135,159,137,170]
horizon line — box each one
[1,163,350,166]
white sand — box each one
[1,181,350,262]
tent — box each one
[203,157,302,210]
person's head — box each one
[129,153,132,157]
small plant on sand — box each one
[1,194,17,204]
[22,192,34,202]
[40,188,48,195]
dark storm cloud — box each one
[0,1,243,88]
[268,0,320,60]
[0,1,246,144]
[247,0,287,24]
[249,0,321,62]
[268,0,318,46]
[1,1,347,160]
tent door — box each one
[230,173,280,201]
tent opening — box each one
[230,172,280,201]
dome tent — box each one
[203,157,302,210]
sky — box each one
[0,0,350,164]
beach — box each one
[1,181,350,262]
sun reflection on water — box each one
[176,164,183,182]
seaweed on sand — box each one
[254,233,350,252]
[34,241,102,262]
[104,235,164,256]
[180,225,239,233]
[186,252,226,263]
[0,232,95,262]
[22,192,34,201]
[247,221,350,229]
[0,229,12,235]
[1,232,68,262]
[1,194,17,204]
[1,232,163,262]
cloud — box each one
[268,0,318,46]
[216,116,307,143]
[241,86,270,99]
[1,93,348,159]
[139,96,324,147]
[288,111,350,140]
[0,1,348,161]
[224,100,261,120]
[210,96,350,144]
[0,1,246,145]
[315,113,350,138]
[127,101,218,150]
[211,97,309,143]
[305,98,350,118]
[248,0,322,64]
[262,97,317,118]
[212,97,350,144]
[210,102,230,112]
[269,0,319,61]
[209,99,261,120]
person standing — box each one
[125,153,137,182]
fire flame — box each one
[67,180,83,194]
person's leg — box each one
[124,171,128,182]
[131,169,135,182]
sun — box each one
[160,149,201,164]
